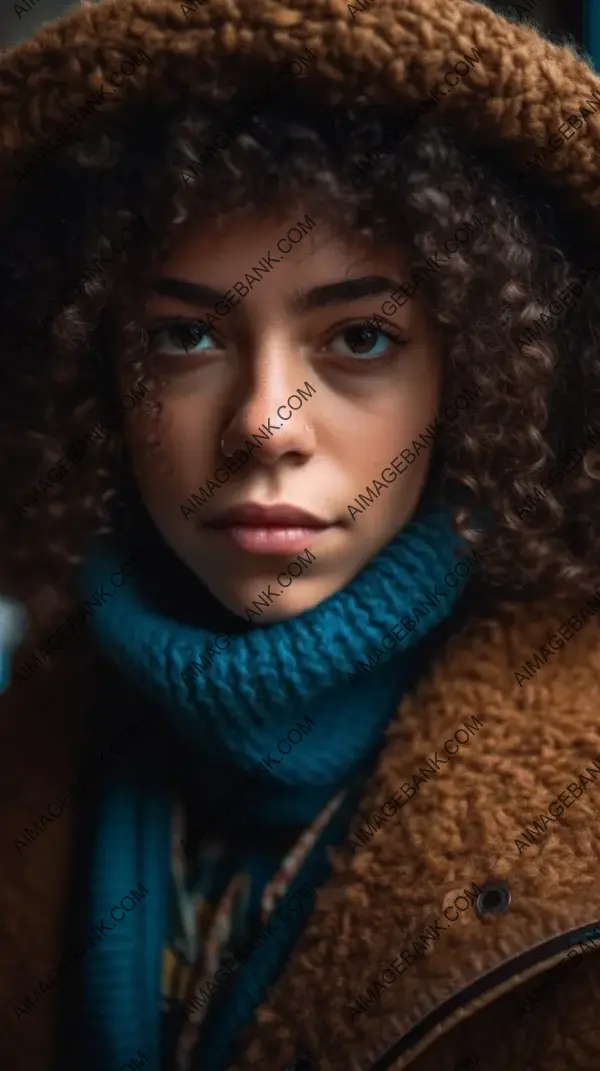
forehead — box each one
[158,215,406,290]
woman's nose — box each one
[221,379,317,464]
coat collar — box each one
[229,594,600,1070]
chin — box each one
[217,581,334,624]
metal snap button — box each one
[475,880,511,918]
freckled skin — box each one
[120,209,443,622]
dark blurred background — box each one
[0,0,598,65]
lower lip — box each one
[206,525,331,554]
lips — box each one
[204,503,330,529]
[202,503,333,555]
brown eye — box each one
[345,323,379,354]
[327,319,408,363]
[146,320,217,357]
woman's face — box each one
[122,208,443,622]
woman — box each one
[2,0,600,1069]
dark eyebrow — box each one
[290,275,403,313]
[151,273,403,314]
[152,278,225,307]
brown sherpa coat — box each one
[3,1,600,1070]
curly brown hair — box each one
[2,89,600,631]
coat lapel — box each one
[230,596,600,1070]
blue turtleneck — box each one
[65,493,475,1071]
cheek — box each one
[123,401,203,515]
[357,357,441,465]
[346,358,442,527]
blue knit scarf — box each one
[70,495,474,1071]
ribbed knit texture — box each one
[70,496,475,1071]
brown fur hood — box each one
[1,0,600,230]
